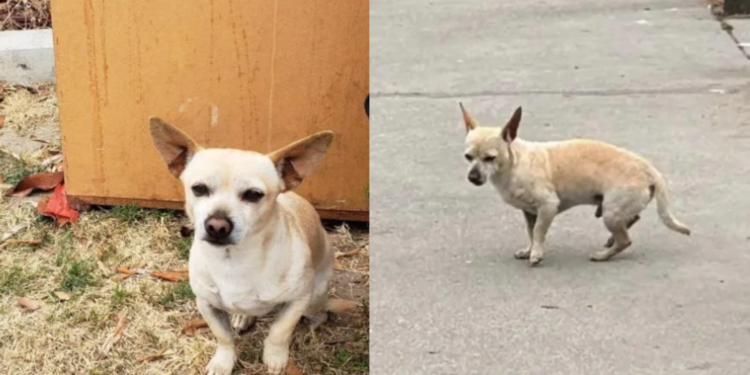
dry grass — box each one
[0,200,369,375]
[0,80,367,375]
[0,0,51,31]
[0,84,59,136]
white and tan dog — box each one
[459,103,691,266]
[149,118,357,375]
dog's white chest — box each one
[492,176,537,211]
[189,249,284,316]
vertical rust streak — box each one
[84,0,105,192]
[100,0,109,106]
[267,0,279,152]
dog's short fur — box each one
[149,118,357,375]
[459,103,691,266]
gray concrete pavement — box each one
[370,1,750,374]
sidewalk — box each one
[370,0,750,374]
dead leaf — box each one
[116,266,138,276]
[286,363,305,375]
[12,171,64,197]
[182,319,208,336]
[54,291,71,301]
[0,116,5,129]
[135,348,168,364]
[100,312,128,357]
[334,259,343,270]
[18,297,41,311]
[150,270,189,282]
[36,183,79,225]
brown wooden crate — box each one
[51,0,369,221]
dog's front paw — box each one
[206,346,236,375]
[231,314,255,333]
[514,247,531,259]
[529,256,543,266]
[589,249,615,262]
[528,248,544,266]
[263,343,290,375]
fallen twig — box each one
[0,239,41,247]
[335,245,365,258]
[135,348,169,364]
[182,319,208,336]
[116,266,139,276]
[117,266,189,282]
[99,311,128,357]
[0,223,28,247]
[150,270,189,282]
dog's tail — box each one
[326,298,360,313]
[650,169,691,236]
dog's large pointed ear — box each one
[149,117,202,178]
[268,131,334,192]
[500,106,522,142]
[459,102,478,133]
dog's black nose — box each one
[468,170,483,185]
[204,212,233,242]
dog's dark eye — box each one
[191,184,210,197]
[241,189,265,203]
[464,154,474,162]
[483,155,497,162]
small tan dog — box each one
[149,118,356,375]
[459,103,691,266]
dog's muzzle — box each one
[468,169,485,186]
[203,211,235,245]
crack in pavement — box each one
[372,85,741,99]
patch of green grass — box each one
[0,155,41,186]
[158,281,195,308]
[0,266,35,295]
[111,284,133,308]
[52,230,76,267]
[60,259,96,292]
[110,204,176,224]
[333,348,369,373]
[173,236,192,260]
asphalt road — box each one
[370,1,750,374]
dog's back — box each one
[542,139,655,194]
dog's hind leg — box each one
[590,189,648,261]
[590,216,632,262]
[604,215,640,248]
[514,210,536,260]
[230,314,256,334]
[303,268,332,329]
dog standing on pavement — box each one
[149,118,357,375]
[459,103,691,266]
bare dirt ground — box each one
[0,84,369,375]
